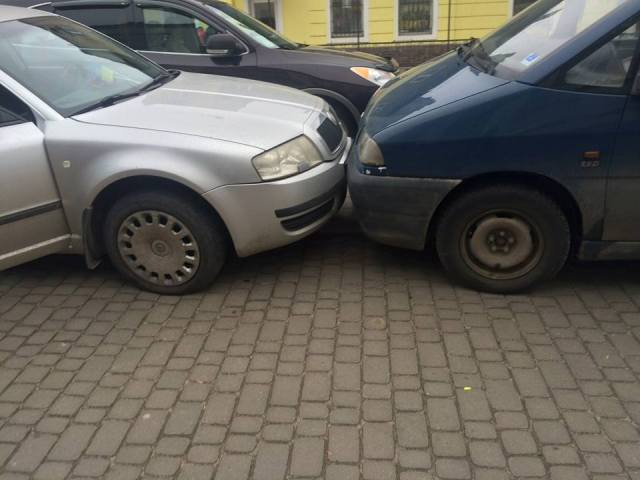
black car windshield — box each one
[0,16,165,116]
[468,0,631,79]
[203,0,299,49]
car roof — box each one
[0,5,52,22]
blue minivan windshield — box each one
[475,0,631,78]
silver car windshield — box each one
[465,0,631,78]
[0,16,165,116]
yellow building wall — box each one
[221,0,511,46]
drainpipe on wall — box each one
[447,0,453,49]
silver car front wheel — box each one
[118,210,201,287]
[104,190,227,294]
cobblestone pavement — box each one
[1,211,640,480]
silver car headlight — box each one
[252,136,323,181]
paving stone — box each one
[164,402,202,435]
[469,441,505,467]
[270,376,302,405]
[126,410,167,444]
[47,424,96,461]
[290,437,324,477]
[6,433,56,473]
[363,399,392,422]
[363,422,395,459]
[533,420,572,444]
[397,412,429,448]
[326,464,360,480]
[301,372,331,401]
[253,443,289,480]
[87,420,130,456]
[362,460,397,480]
[436,458,471,479]
[427,398,460,431]
[501,430,538,455]
[508,456,546,477]
[550,465,589,480]
[329,425,359,462]
[214,454,251,480]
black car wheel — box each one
[436,185,571,293]
[104,191,226,294]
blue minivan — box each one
[349,0,640,293]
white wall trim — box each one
[245,0,283,32]
[394,0,438,41]
[327,0,369,44]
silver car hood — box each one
[73,72,324,150]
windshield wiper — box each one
[457,37,497,74]
[72,70,180,116]
[71,90,144,116]
[141,69,181,92]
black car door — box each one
[131,1,258,78]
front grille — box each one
[281,198,335,232]
[318,117,343,152]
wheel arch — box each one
[86,175,231,262]
[303,88,360,133]
[427,172,584,252]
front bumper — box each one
[204,141,350,257]
[347,152,460,251]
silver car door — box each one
[0,85,71,270]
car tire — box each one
[103,191,227,294]
[435,185,571,293]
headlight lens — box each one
[252,136,323,181]
[358,132,385,167]
[351,67,395,87]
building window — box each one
[249,0,277,30]
[398,0,434,36]
[331,0,364,39]
[513,0,536,15]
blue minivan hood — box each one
[363,52,509,135]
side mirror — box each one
[206,33,245,57]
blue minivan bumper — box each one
[347,153,460,251]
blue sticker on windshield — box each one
[521,53,540,66]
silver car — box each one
[0,6,349,294]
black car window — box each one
[53,4,134,46]
[0,85,33,127]
[561,22,640,93]
[136,5,222,53]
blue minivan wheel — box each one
[436,185,571,293]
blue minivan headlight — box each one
[358,132,385,166]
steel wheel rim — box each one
[460,210,544,281]
[117,210,200,286]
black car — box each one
[4,0,398,133]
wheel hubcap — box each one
[117,211,200,286]
[461,212,543,280]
